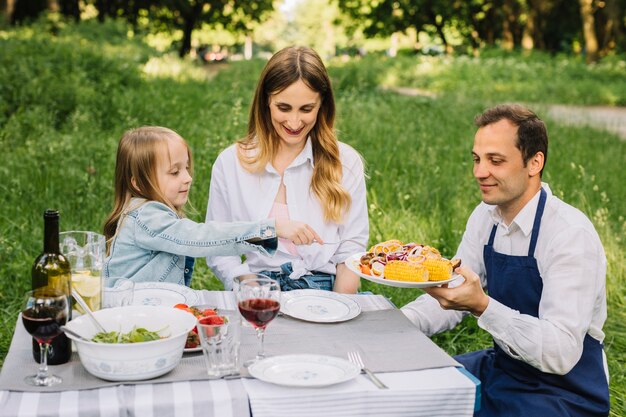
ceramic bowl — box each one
[64,306,197,381]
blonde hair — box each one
[103,126,193,251]
[238,46,350,223]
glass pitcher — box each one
[60,231,105,313]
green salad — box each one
[92,326,168,343]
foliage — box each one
[0,22,625,414]
[335,0,625,56]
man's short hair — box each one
[475,104,548,176]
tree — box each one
[10,0,47,23]
[58,0,80,22]
[579,0,599,62]
[148,0,274,57]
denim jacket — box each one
[104,199,277,286]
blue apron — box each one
[455,189,610,416]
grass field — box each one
[1,20,625,413]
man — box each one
[402,104,610,416]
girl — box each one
[103,126,319,287]
[206,46,369,293]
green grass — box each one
[1,20,624,414]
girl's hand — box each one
[276,220,323,245]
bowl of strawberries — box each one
[174,304,225,351]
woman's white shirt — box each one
[206,139,369,290]
[401,184,607,375]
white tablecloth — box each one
[0,290,477,417]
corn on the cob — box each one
[423,258,453,281]
[369,239,403,254]
[384,260,428,282]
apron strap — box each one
[487,223,498,246]
[528,188,547,256]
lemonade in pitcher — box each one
[72,270,102,312]
[60,231,105,314]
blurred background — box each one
[2,0,625,63]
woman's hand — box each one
[422,266,489,316]
[275,219,323,245]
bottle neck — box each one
[43,212,60,254]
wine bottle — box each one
[31,209,72,365]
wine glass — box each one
[235,274,280,366]
[21,289,70,386]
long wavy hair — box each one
[237,46,351,223]
[103,126,193,252]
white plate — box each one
[346,252,460,288]
[133,282,200,307]
[280,290,361,323]
[248,354,360,387]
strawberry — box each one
[199,315,225,326]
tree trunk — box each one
[179,14,196,57]
[521,4,535,51]
[388,32,398,57]
[95,0,106,22]
[59,0,80,22]
[11,0,47,24]
[244,35,253,60]
[579,0,599,63]
[502,0,515,50]
[2,0,15,23]
[601,0,621,53]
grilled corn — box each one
[423,258,453,281]
[384,260,428,282]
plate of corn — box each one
[346,240,461,288]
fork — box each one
[317,238,367,247]
[347,351,388,389]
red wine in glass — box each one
[22,290,69,386]
[22,306,67,343]
[234,275,280,365]
[238,298,280,329]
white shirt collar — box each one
[264,137,314,174]
[487,182,552,236]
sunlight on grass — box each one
[143,54,214,81]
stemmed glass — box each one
[235,274,281,366]
[21,289,70,386]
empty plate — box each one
[248,354,360,387]
[280,289,361,323]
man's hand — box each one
[275,220,322,245]
[422,266,489,316]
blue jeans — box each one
[260,263,335,292]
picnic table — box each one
[0,290,478,417]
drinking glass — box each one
[60,231,105,313]
[197,310,241,378]
[22,289,70,386]
[234,274,280,366]
[102,278,134,308]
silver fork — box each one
[317,238,367,247]
[347,351,388,389]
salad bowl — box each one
[64,306,197,381]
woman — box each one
[206,46,368,293]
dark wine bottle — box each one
[31,209,72,365]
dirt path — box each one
[383,86,626,140]
[543,104,626,140]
